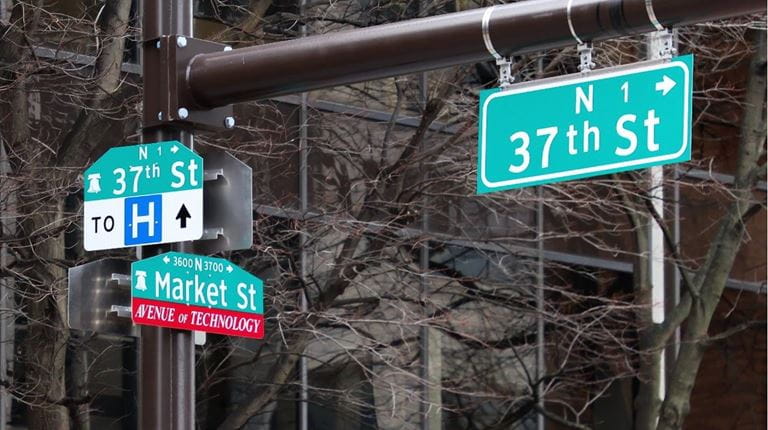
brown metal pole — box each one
[185,0,764,107]
[139,1,195,429]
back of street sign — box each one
[477,55,693,193]
[83,141,203,250]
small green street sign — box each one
[83,141,203,250]
[131,252,264,339]
[477,55,693,193]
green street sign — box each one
[477,55,692,193]
[83,141,203,250]
[131,252,264,339]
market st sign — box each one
[131,252,264,339]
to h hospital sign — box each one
[477,55,693,193]
[83,141,203,250]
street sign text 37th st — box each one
[477,55,693,193]
[83,141,203,250]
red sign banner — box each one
[132,297,265,339]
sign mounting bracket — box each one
[143,35,235,130]
[482,5,515,89]
[578,42,595,74]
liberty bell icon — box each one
[135,270,148,291]
[87,173,101,194]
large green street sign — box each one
[83,141,203,250]
[477,55,693,193]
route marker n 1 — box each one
[83,141,203,250]
[477,55,693,193]
[131,252,264,339]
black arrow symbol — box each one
[176,204,191,228]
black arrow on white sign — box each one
[176,204,191,228]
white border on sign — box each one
[479,59,690,189]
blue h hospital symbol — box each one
[125,195,162,245]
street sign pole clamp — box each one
[645,0,676,60]
[142,35,234,130]
[650,28,677,60]
[577,42,595,74]
[496,57,514,89]
[566,0,595,74]
[481,6,514,89]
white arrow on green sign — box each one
[131,252,264,339]
[83,141,203,250]
[477,55,693,193]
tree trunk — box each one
[0,1,71,427]
[3,0,133,427]
[656,29,766,430]
[21,201,69,430]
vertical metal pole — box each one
[123,338,139,430]
[417,4,430,424]
[0,272,7,430]
[673,167,681,358]
[649,163,665,402]
[536,185,545,430]
[139,2,195,429]
[298,102,310,430]
[71,336,91,430]
[418,69,431,430]
[535,56,546,430]
[0,139,13,430]
[298,1,310,428]
[418,50,441,429]
[647,29,677,404]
